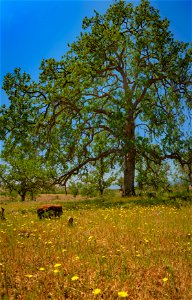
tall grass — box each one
[0,196,191,299]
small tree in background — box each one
[0,146,56,201]
[116,177,124,192]
[79,156,117,196]
[68,181,82,197]
[172,162,192,190]
[136,156,170,192]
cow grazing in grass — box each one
[37,204,63,219]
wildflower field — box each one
[0,195,192,299]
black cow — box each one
[37,204,63,219]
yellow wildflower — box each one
[92,288,102,295]
[53,269,60,273]
[163,277,168,282]
[54,263,61,268]
[25,274,33,278]
[71,275,79,281]
[118,291,128,298]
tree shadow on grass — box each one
[60,193,192,211]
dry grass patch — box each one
[0,202,191,299]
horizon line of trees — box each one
[0,153,190,201]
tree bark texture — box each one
[123,118,136,197]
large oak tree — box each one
[1,0,191,196]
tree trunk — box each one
[20,192,26,202]
[99,187,104,196]
[188,165,192,185]
[64,184,68,195]
[122,117,136,197]
[99,157,104,196]
[123,152,136,196]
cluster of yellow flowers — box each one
[92,289,129,298]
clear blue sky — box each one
[0,0,192,106]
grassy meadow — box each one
[0,194,192,299]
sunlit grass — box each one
[0,196,191,299]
